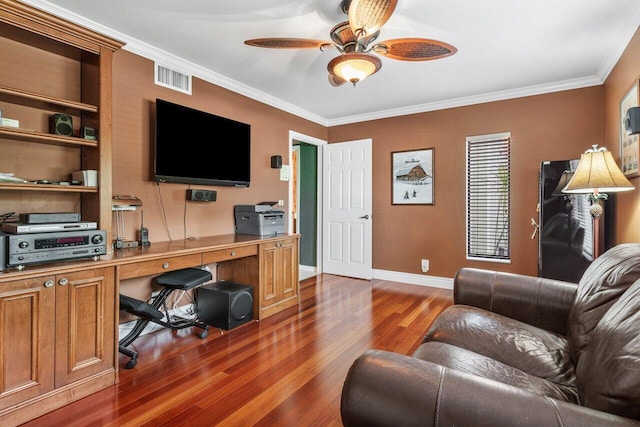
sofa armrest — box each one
[341,350,640,427]
[453,267,577,335]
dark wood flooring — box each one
[22,274,453,427]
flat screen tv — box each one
[154,98,251,187]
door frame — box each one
[288,130,327,274]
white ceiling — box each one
[22,0,640,126]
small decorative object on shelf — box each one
[81,126,97,141]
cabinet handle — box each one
[58,278,68,286]
[230,251,236,256]
[44,280,54,288]
[162,263,169,269]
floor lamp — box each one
[562,145,634,258]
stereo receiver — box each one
[7,229,107,268]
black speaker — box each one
[196,281,253,330]
[51,113,73,136]
[271,155,282,169]
[186,189,217,202]
[625,107,640,135]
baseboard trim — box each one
[372,269,453,290]
[299,265,317,281]
[303,265,454,290]
[299,265,316,274]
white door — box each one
[322,139,372,280]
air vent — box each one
[154,63,192,95]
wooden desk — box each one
[0,233,299,426]
[113,233,300,320]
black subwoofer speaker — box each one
[51,113,73,136]
[196,281,253,330]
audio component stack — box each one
[0,212,107,270]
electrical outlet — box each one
[421,259,429,273]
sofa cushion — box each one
[413,341,579,403]
[568,243,640,362]
[576,278,640,420]
[423,305,575,385]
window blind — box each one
[572,194,594,260]
[466,133,511,261]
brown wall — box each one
[604,27,640,244]
[329,87,604,277]
[111,51,326,242]
[110,27,640,281]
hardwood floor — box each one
[22,274,452,427]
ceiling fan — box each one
[244,0,457,87]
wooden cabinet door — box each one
[259,238,299,318]
[278,238,298,301]
[0,276,55,411]
[54,267,115,388]
[260,241,279,307]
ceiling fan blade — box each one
[244,38,330,49]
[374,38,457,61]
[348,0,398,36]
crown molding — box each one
[327,76,604,126]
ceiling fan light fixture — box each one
[328,52,381,86]
[245,0,455,86]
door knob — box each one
[359,215,370,219]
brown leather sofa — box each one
[341,244,640,426]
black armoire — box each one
[538,160,614,282]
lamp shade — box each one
[562,145,634,194]
[552,170,574,196]
[328,52,381,85]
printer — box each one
[234,204,285,236]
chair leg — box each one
[119,284,210,367]
[119,345,138,369]
[119,317,151,348]
[118,316,152,368]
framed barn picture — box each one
[391,148,434,205]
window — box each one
[466,132,511,262]
[572,194,594,260]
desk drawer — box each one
[118,254,203,279]
[203,245,257,264]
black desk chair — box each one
[118,267,212,369]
